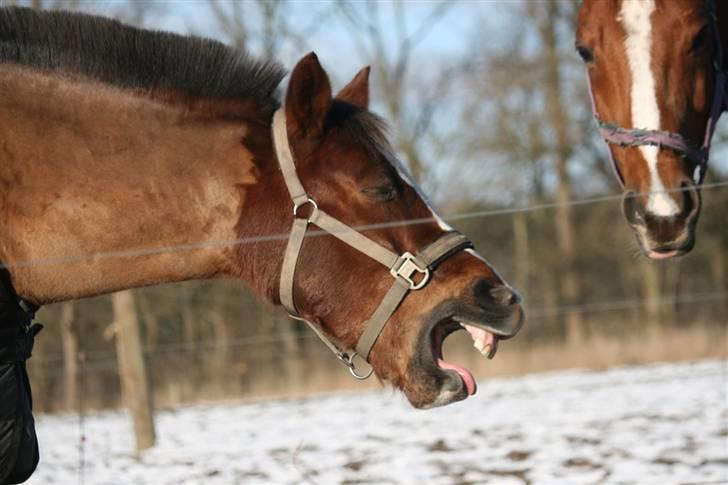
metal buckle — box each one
[293,197,318,223]
[338,352,374,380]
[390,252,430,290]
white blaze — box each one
[619,0,680,217]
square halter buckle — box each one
[391,252,430,290]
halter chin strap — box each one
[272,108,472,380]
[587,0,726,188]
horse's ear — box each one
[285,52,332,139]
[336,66,370,109]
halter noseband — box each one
[587,0,726,187]
[272,108,472,380]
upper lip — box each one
[449,306,524,339]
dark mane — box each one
[0,7,286,107]
[329,101,396,160]
[0,7,394,157]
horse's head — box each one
[238,53,523,408]
[577,0,726,259]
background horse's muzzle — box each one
[622,181,701,256]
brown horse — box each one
[577,0,727,259]
[0,8,523,408]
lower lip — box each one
[437,358,477,396]
[431,324,477,396]
[647,250,679,260]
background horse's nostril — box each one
[680,180,700,221]
[622,191,646,226]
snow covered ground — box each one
[29,359,727,485]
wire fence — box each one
[29,288,728,378]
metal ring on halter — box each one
[293,198,318,223]
[339,352,374,380]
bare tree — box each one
[3,0,82,10]
[533,2,585,344]
[208,0,248,49]
[336,0,460,184]
[206,0,331,59]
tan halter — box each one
[273,108,472,380]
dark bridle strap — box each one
[417,231,474,268]
[272,108,472,377]
[704,71,727,151]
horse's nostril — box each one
[622,191,645,226]
[473,280,519,307]
[489,285,518,306]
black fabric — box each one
[0,270,41,485]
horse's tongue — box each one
[437,358,477,395]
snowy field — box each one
[29,359,727,485]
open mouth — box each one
[410,300,523,408]
[429,317,503,397]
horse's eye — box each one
[362,185,397,202]
[576,45,595,64]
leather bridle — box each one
[272,108,472,380]
[586,0,726,188]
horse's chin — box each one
[633,228,696,260]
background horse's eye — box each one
[576,45,595,64]
[362,185,397,202]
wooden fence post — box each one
[59,302,77,412]
[111,290,156,452]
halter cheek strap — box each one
[586,0,726,188]
[272,108,472,379]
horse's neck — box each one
[0,66,262,304]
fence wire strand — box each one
[29,289,728,377]
[2,180,728,270]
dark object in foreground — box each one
[0,271,41,485]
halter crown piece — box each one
[587,0,727,187]
[272,108,472,380]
